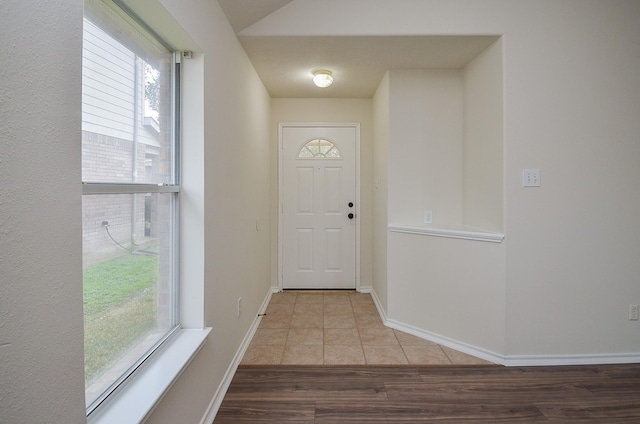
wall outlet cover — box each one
[424,210,433,224]
[629,304,639,321]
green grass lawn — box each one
[83,253,158,382]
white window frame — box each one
[82,2,184,417]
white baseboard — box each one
[504,352,640,367]
[384,318,505,365]
[199,288,273,424]
[198,285,640,423]
[369,288,500,364]
[368,287,388,324]
[369,288,640,367]
[357,285,372,294]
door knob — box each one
[348,213,354,219]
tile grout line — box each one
[247,290,489,366]
[393,327,412,365]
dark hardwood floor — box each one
[214,363,640,423]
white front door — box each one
[280,124,358,289]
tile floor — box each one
[241,290,492,366]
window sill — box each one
[88,328,212,424]
[388,224,504,243]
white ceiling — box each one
[217,0,294,33]
[217,0,499,98]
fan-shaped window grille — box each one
[298,138,341,159]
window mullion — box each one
[82,183,179,195]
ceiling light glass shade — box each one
[313,70,333,88]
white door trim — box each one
[278,122,361,291]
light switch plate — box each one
[522,169,541,187]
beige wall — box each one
[146,1,273,423]
[1,1,86,423]
[270,98,374,289]
[372,73,390,311]
[385,63,506,359]
[381,40,505,359]
[388,232,506,356]
[386,45,503,232]
[388,69,464,227]
[4,1,640,423]
[245,0,640,360]
[463,38,504,233]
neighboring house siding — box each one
[82,19,135,141]
[82,17,164,263]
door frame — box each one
[278,122,361,292]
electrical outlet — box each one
[237,297,242,318]
[424,210,433,224]
[629,304,639,321]
[522,169,541,187]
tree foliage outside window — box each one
[145,63,160,121]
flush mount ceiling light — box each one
[312,70,333,88]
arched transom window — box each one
[298,138,341,159]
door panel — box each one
[296,229,314,271]
[325,168,342,213]
[325,229,343,270]
[281,125,357,289]
[297,167,314,212]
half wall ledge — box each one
[388,224,504,243]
